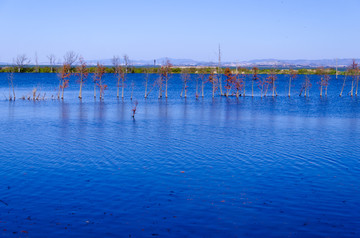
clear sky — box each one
[0,0,359,63]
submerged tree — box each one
[130,81,135,100]
[252,67,259,97]
[233,73,244,98]
[122,54,130,98]
[180,68,190,98]
[156,70,164,99]
[340,72,347,97]
[300,75,312,97]
[132,100,138,119]
[267,71,277,97]
[348,60,359,97]
[58,63,71,99]
[143,68,150,98]
[197,68,207,98]
[75,57,89,99]
[7,70,15,100]
[288,69,297,97]
[323,73,330,97]
[316,67,330,97]
[93,63,107,99]
[208,71,218,98]
[217,45,224,96]
[160,59,172,98]
[112,56,125,98]
[224,67,235,97]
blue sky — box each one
[0,0,359,63]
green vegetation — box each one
[0,65,346,75]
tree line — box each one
[0,51,346,75]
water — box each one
[0,73,359,237]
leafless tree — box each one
[121,54,130,98]
[47,54,56,73]
[34,52,39,73]
[123,54,130,73]
[63,51,78,66]
[8,71,15,100]
[112,55,123,98]
[14,54,31,72]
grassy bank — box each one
[0,65,344,75]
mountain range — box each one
[1,58,358,67]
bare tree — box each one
[121,54,130,98]
[14,54,31,72]
[95,63,107,100]
[8,71,15,100]
[34,52,39,73]
[180,68,190,98]
[198,68,207,97]
[123,54,130,73]
[47,54,56,73]
[144,68,150,98]
[252,67,259,97]
[112,56,124,98]
[160,59,172,98]
[63,51,78,66]
[218,44,224,96]
[58,64,71,99]
[208,70,218,98]
[75,57,89,99]
[288,69,297,97]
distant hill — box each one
[1,58,359,68]
[86,58,359,67]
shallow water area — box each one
[0,73,359,237]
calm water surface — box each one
[0,73,359,237]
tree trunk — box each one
[212,83,215,98]
[117,77,120,98]
[243,80,246,97]
[184,82,187,98]
[79,82,83,99]
[196,79,199,98]
[122,78,125,98]
[218,73,223,96]
[320,85,322,97]
[201,81,204,97]
[58,81,61,99]
[165,80,168,98]
[340,75,346,96]
[79,74,83,99]
[272,83,275,97]
[251,80,254,97]
[145,77,148,98]
[288,78,291,97]
[356,76,359,96]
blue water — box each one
[0,73,359,237]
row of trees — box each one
[0,52,349,76]
[6,58,360,101]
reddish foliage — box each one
[132,100,138,117]
[75,57,89,84]
[58,63,71,89]
[94,63,107,98]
